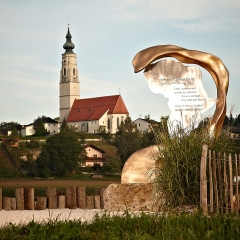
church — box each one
[60,27,129,134]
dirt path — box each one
[0,179,120,188]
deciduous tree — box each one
[114,116,142,167]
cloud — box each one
[103,0,240,33]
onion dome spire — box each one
[63,26,75,54]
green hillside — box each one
[0,144,17,177]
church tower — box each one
[59,26,80,123]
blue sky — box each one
[0,0,240,124]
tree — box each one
[35,119,47,136]
[114,116,142,167]
[0,121,19,130]
[11,127,19,137]
[60,118,69,132]
[36,130,86,176]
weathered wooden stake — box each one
[200,144,208,215]
[15,188,24,210]
[229,154,234,213]
[48,197,57,209]
[212,151,219,212]
[46,187,56,198]
[0,189,2,211]
[223,153,228,213]
[94,195,101,209]
[3,197,11,211]
[77,187,86,209]
[208,150,213,212]
[217,152,223,213]
[99,188,105,209]
[235,154,239,214]
[66,186,77,209]
[36,197,47,210]
[58,195,65,209]
[86,195,94,209]
[10,198,16,210]
[24,188,34,210]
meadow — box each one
[1,211,240,239]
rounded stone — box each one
[121,145,158,183]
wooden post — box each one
[24,188,34,210]
[217,152,223,213]
[3,197,11,211]
[0,189,2,211]
[208,150,213,212]
[235,154,239,214]
[200,145,208,215]
[36,197,47,210]
[86,196,94,209]
[212,151,218,212]
[66,186,77,209]
[58,195,66,209]
[15,188,24,210]
[46,187,56,198]
[223,153,228,213]
[99,188,105,209]
[77,187,86,209]
[10,198,16,210]
[48,197,57,209]
[229,154,234,213]
[94,195,101,209]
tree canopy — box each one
[35,119,47,136]
[114,116,142,167]
[37,130,86,177]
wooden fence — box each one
[200,145,240,214]
[0,186,105,211]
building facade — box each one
[59,27,80,123]
[60,27,129,133]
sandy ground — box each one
[0,209,108,227]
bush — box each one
[149,122,238,209]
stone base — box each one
[103,183,159,212]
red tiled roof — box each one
[67,95,129,122]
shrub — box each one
[149,121,238,209]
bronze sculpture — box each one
[132,45,229,138]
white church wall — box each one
[108,114,127,134]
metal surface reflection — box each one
[132,45,229,138]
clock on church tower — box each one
[59,26,80,123]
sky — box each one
[0,0,240,125]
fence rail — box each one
[0,186,105,211]
[200,144,240,215]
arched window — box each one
[73,68,75,75]
[63,68,66,75]
[108,119,110,129]
[117,117,119,128]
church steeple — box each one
[63,27,75,54]
[59,26,80,124]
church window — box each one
[63,68,66,75]
[73,68,75,75]
[108,119,110,129]
[117,117,119,127]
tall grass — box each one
[1,211,240,239]
[149,121,239,209]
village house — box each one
[81,144,106,167]
[21,116,60,137]
[133,118,159,133]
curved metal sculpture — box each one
[132,45,229,138]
